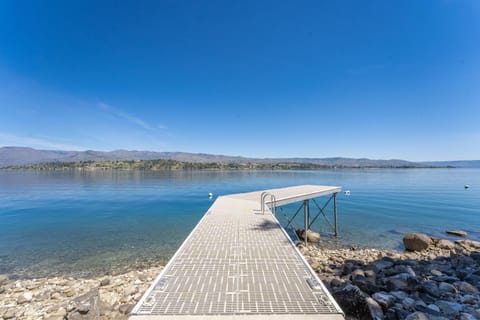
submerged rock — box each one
[446,230,468,237]
[297,229,321,243]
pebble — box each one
[0,265,163,320]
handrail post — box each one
[304,199,309,245]
[333,192,338,237]
[260,192,267,213]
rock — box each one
[64,287,76,297]
[446,230,468,237]
[436,239,455,250]
[119,303,135,314]
[421,280,440,298]
[299,229,321,243]
[310,261,320,270]
[366,297,384,320]
[460,313,478,320]
[44,316,66,320]
[77,303,90,314]
[391,291,408,300]
[100,278,110,287]
[69,288,100,319]
[435,300,463,318]
[427,304,440,313]
[430,269,443,277]
[456,240,480,251]
[384,273,418,292]
[372,291,396,309]
[370,259,394,273]
[0,274,8,286]
[438,282,456,295]
[17,291,33,304]
[403,233,432,251]
[405,311,429,320]
[2,309,15,320]
[460,295,477,304]
[332,284,370,319]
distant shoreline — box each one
[2,159,448,171]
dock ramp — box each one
[130,185,344,319]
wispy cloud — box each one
[0,132,87,151]
[97,102,154,131]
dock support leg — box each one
[304,200,309,245]
[333,193,338,237]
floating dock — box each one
[130,185,344,319]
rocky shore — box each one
[0,265,163,320]
[2,233,480,320]
[300,234,480,320]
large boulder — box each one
[332,284,370,319]
[403,233,432,251]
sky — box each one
[0,1,479,161]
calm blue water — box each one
[0,169,479,279]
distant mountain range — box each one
[0,146,478,168]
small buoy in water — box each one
[344,190,351,196]
[464,185,470,189]
[208,192,213,198]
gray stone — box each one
[119,303,135,315]
[447,230,468,237]
[470,252,480,262]
[332,284,370,319]
[460,295,478,304]
[100,278,110,287]
[17,291,33,304]
[403,297,416,309]
[371,260,394,273]
[403,233,432,251]
[77,303,90,314]
[427,304,440,313]
[405,311,429,320]
[372,292,396,310]
[415,304,443,317]
[456,240,480,251]
[366,297,384,320]
[438,282,456,295]
[69,288,100,319]
[2,309,15,320]
[0,274,8,286]
[421,280,440,298]
[303,229,321,243]
[460,312,478,320]
[391,290,408,300]
[453,281,478,294]
[436,300,463,318]
[437,239,456,250]
[385,273,418,292]
[430,269,443,277]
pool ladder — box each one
[260,192,277,217]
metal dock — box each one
[130,185,344,320]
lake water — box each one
[0,169,479,279]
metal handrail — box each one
[260,192,277,217]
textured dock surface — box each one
[130,185,343,319]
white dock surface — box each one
[130,185,344,319]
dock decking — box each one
[130,185,344,319]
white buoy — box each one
[208,192,213,198]
[344,190,351,196]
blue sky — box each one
[0,1,479,161]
